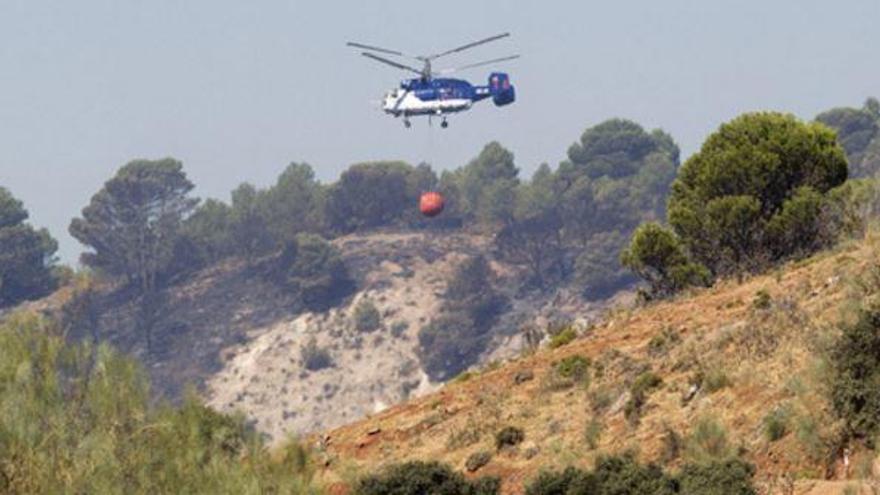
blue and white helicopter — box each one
[347,33,518,128]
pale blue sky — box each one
[1,0,877,263]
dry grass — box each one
[313,231,880,494]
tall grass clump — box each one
[0,312,323,494]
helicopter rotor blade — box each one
[427,32,510,61]
[438,54,521,75]
[360,52,423,76]
[346,41,407,57]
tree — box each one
[324,161,414,233]
[276,233,353,311]
[0,187,58,307]
[70,158,198,290]
[262,163,324,244]
[669,112,848,275]
[228,183,274,260]
[816,97,880,178]
[451,142,519,224]
[418,255,506,381]
[830,306,880,438]
[620,223,711,299]
[495,208,565,288]
[181,199,233,265]
[558,119,680,298]
[69,159,197,352]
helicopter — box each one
[347,33,519,128]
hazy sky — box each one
[1,0,878,263]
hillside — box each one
[313,231,880,494]
[52,229,611,443]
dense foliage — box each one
[183,162,324,264]
[830,304,880,438]
[668,112,847,276]
[355,461,499,495]
[816,97,880,178]
[496,120,679,296]
[274,233,354,311]
[623,112,855,298]
[524,454,755,495]
[326,161,438,233]
[620,222,711,299]
[0,313,322,494]
[0,187,58,307]
[418,255,506,380]
[69,158,198,289]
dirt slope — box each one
[313,233,880,494]
[205,231,611,441]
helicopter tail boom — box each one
[488,72,515,106]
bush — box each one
[555,355,590,382]
[277,233,354,311]
[624,371,662,423]
[418,313,488,381]
[752,290,772,310]
[702,368,731,393]
[584,418,603,450]
[678,459,757,495]
[301,337,333,371]
[763,407,789,442]
[353,299,382,332]
[620,222,711,299]
[0,312,322,494]
[525,454,677,495]
[465,451,492,472]
[495,426,525,450]
[548,327,577,349]
[355,461,499,495]
[525,466,597,495]
[525,455,757,495]
[417,255,505,381]
[685,416,734,462]
[830,306,880,438]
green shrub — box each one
[524,455,757,495]
[353,299,382,332]
[355,461,499,495]
[752,290,772,310]
[495,426,525,450]
[624,371,662,423]
[525,455,677,495]
[301,337,333,371]
[702,368,731,393]
[584,418,603,450]
[620,222,711,299]
[390,321,408,337]
[830,306,880,438]
[678,459,757,495]
[548,327,577,349]
[555,355,590,382]
[525,466,597,495]
[277,233,354,311]
[0,312,322,494]
[763,407,789,442]
[685,416,734,462]
[659,424,682,463]
[465,451,492,472]
[647,328,681,356]
[417,255,506,381]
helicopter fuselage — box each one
[382,73,514,120]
